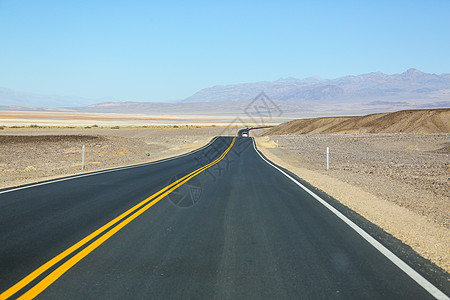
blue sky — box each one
[0,0,449,103]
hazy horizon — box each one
[1,68,450,108]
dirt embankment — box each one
[264,108,450,135]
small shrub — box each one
[30,124,39,128]
[145,152,151,156]
[0,126,4,130]
[24,166,36,172]
[111,126,120,129]
[173,125,179,128]
[92,124,99,128]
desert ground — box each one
[0,126,237,189]
[0,109,449,273]
[0,110,285,127]
[255,133,449,272]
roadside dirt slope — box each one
[264,108,450,135]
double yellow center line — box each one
[1,137,236,300]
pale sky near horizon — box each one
[0,0,449,103]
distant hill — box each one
[0,87,94,108]
[263,108,450,135]
[183,76,327,103]
[183,69,450,104]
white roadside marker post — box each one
[82,145,85,170]
[326,147,329,170]
[277,140,279,148]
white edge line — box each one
[0,137,218,195]
[252,138,448,300]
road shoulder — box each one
[254,136,450,274]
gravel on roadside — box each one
[0,127,228,189]
[260,133,449,228]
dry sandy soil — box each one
[255,133,449,272]
[0,126,236,189]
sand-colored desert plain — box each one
[0,109,448,273]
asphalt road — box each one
[0,136,448,299]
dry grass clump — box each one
[24,166,36,172]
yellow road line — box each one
[1,137,235,300]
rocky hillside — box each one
[264,108,450,135]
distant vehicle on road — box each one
[238,127,252,137]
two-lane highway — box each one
[1,136,448,299]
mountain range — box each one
[183,68,450,103]
[1,69,449,118]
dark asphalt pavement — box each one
[0,137,447,299]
